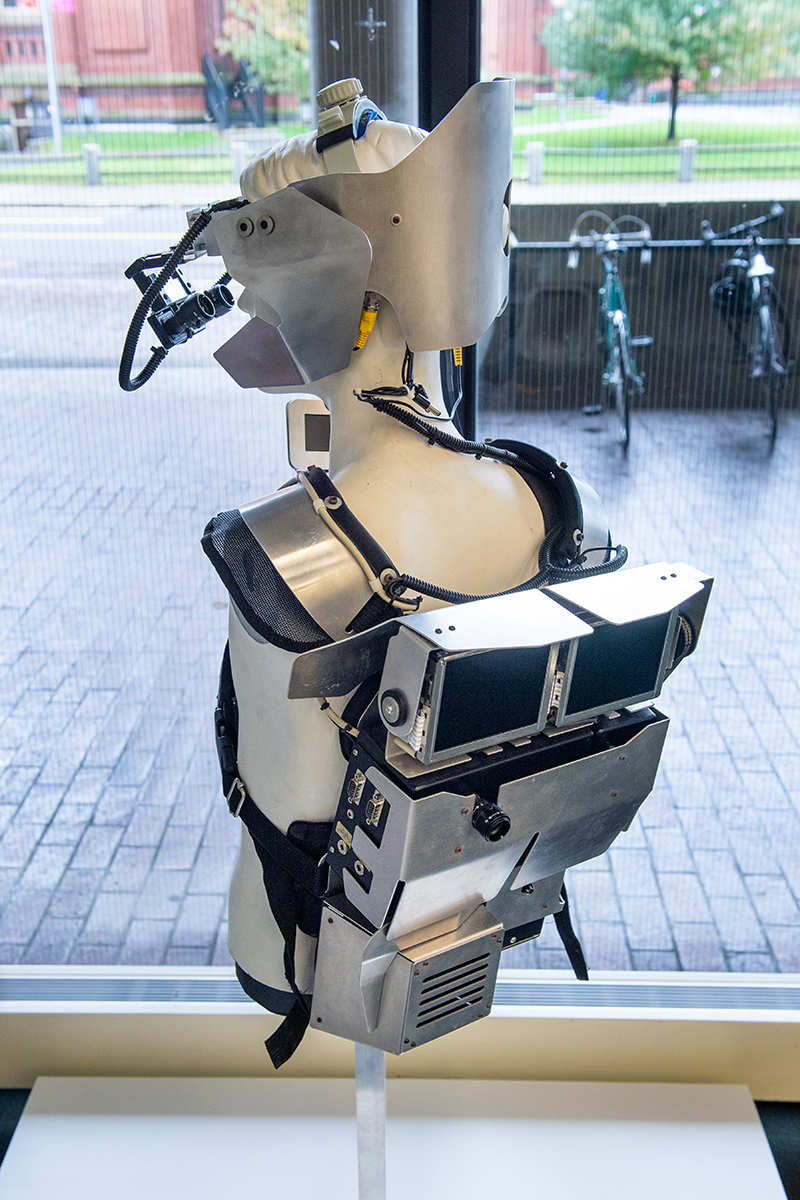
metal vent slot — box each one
[416,989,487,1029]
[417,982,487,1020]
[419,966,489,1003]
[420,952,490,986]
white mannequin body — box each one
[226,119,546,995]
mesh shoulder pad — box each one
[202,508,332,654]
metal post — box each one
[355,1043,386,1200]
[82,143,101,186]
[526,141,545,185]
[39,0,63,157]
[678,138,698,183]
[230,141,250,188]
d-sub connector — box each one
[364,792,385,827]
[347,770,367,803]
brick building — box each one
[0,0,221,124]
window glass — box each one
[481,0,800,974]
[0,0,309,967]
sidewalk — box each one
[0,364,798,972]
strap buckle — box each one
[226,777,247,818]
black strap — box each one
[316,124,356,153]
[553,884,589,981]
[215,644,331,1068]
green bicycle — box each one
[568,211,653,453]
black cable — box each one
[118,198,246,393]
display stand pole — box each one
[355,1043,386,1200]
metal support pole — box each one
[82,143,101,186]
[527,141,545,185]
[678,138,698,183]
[230,141,250,189]
[39,0,63,157]
[355,1043,386,1200]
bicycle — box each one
[567,211,653,454]
[701,202,793,451]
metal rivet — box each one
[414,970,419,976]
[391,213,402,225]
[410,1041,416,1047]
[454,846,462,854]
[423,961,429,966]
[435,628,442,634]
[610,791,618,797]
[317,1017,322,1023]
[404,1039,410,1044]
[619,755,626,761]
[258,215,274,233]
[448,625,456,631]
[461,808,469,815]
[328,917,334,924]
[236,216,254,237]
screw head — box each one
[236,216,254,237]
[391,213,402,225]
[258,215,275,233]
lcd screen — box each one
[561,611,672,720]
[304,411,331,453]
[433,645,551,754]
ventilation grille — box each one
[414,953,492,1029]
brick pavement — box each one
[0,356,798,972]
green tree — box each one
[543,0,798,140]
[217,0,309,101]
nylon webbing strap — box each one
[303,466,399,580]
[553,884,589,981]
[214,644,330,1068]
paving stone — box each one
[188,843,239,895]
[0,889,52,943]
[153,823,204,870]
[164,947,211,966]
[171,894,225,948]
[608,848,660,897]
[672,923,727,972]
[706,895,771,955]
[765,928,800,973]
[71,824,124,870]
[78,890,138,945]
[69,945,120,965]
[630,950,681,971]
[47,869,105,919]
[658,872,713,924]
[617,895,674,951]
[725,952,777,973]
[211,923,233,967]
[17,844,75,890]
[0,822,45,870]
[577,922,632,972]
[102,846,156,894]
[744,875,800,927]
[121,805,171,848]
[134,869,190,920]
[119,919,172,966]
[23,918,83,964]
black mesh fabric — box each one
[202,509,332,653]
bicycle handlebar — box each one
[701,202,785,245]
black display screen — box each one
[562,612,671,718]
[433,645,551,754]
[304,411,331,453]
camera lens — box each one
[471,798,511,842]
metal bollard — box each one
[230,140,251,188]
[82,142,101,187]
[526,141,545,186]
[678,138,698,183]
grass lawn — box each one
[2,108,799,185]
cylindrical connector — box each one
[354,291,380,350]
[472,798,511,843]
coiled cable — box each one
[118,196,247,392]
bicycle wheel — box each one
[757,301,786,450]
[614,326,637,453]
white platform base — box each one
[0,1077,787,1199]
